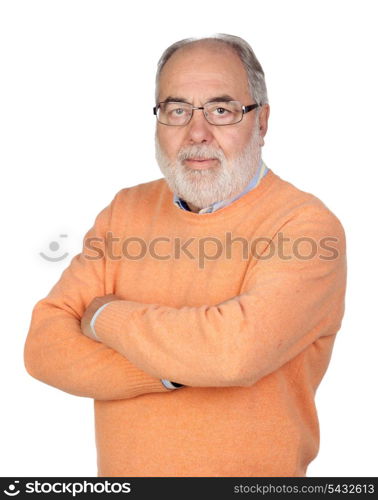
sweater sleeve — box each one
[23,192,171,400]
[93,207,347,388]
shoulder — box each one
[266,170,346,247]
[115,177,167,203]
[89,178,169,234]
[107,177,169,215]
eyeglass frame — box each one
[153,100,260,126]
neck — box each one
[186,201,202,213]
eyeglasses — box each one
[153,100,260,126]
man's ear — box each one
[258,104,270,146]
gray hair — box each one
[155,33,268,106]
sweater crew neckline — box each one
[166,169,277,223]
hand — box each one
[81,294,121,341]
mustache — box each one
[178,145,225,162]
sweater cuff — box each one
[93,300,173,396]
[94,299,145,345]
[94,300,185,390]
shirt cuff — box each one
[160,379,183,390]
[90,302,113,340]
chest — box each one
[105,226,259,307]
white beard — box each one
[155,122,262,210]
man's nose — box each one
[185,109,215,144]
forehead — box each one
[158,42,251,103]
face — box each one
[155,41,269,212]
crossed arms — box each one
[24,196,347,400]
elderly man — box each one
[24,34,347,477]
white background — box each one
[0,0,377,477]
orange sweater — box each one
[24,169,347,477]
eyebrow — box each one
[162,96,191,104]
[161,94,236,104]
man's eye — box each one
[215,107,229,115]
[166,107,185,116]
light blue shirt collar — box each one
[173,158,268,214]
